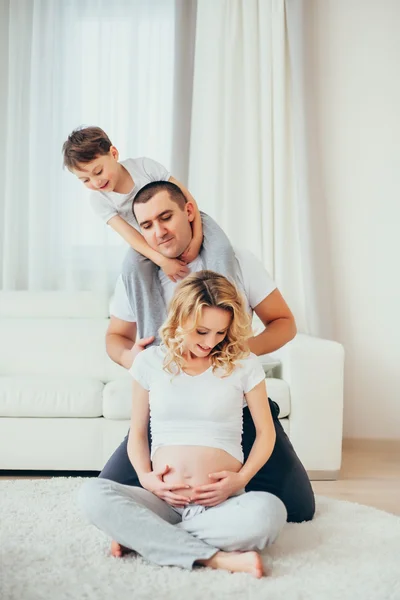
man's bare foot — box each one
[197,551,264,578]
[110,540,133,558]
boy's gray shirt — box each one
[89,157,170,228]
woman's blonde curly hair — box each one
[159,270,252,377]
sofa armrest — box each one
[263,333,345,475]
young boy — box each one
[62,126,239,345]
[62,126,234,283]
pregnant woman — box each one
[79,271,287,578]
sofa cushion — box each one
[0,377,104,417]
[103,377,291,420]
[103,379,132,420]
[0,291,109,318]
[266,379,290,417]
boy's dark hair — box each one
[62,126,112,170]
[133,181,187,217]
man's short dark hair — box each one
[133,181,187,217]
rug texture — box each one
[1,478,399,600]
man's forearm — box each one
[106,334,134,369]
[248,317,297,356]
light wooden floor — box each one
[1,439,399,516]
[311,439,400,516]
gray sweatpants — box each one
[78,478,287,570]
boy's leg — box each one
[78,478,218,570]
[200,213,237,278]
[243,400,316,523]
[121,248,167,343]
[177,491,287,551]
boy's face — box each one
[134,191,195,259]
[72,147,120,192]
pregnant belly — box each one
[152,446,242,498]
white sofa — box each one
[0,292,345,479]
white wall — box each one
[309,0,400,438]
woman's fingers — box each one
[196,498,220,507]
[163,492,190,505]
[163,483,190,491]
[192,483,219,494]
[155,464,171,477]
[161,488,190,501]
[191,491,215,501]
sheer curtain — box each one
[188,0,333,336]
[0,0,196,293]
[1,0,332,337]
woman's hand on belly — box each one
[190,470,247,507]
[140,465,191,508]
[153,446,243,503]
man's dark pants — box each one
[99,399,315,523]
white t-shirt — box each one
[110,247,277,321]
[130,345,266,462]
[89,157,170,229]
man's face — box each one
[72,148,120,192]
[134,191,194,258]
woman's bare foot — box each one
[197,551,264,578]
[110,540,133,558]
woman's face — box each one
[183,306,232,358]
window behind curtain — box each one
[1,0,182,292]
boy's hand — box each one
[140,465,191,507]
[180,239,201,264]
[190,471,246,507]
[159,256,189,283]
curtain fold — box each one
[285,0,334,338]
[188,0,333,336]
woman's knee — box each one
[77,477,110,522]
[239,492,287,547]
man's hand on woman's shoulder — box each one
[123,336,155,369]
[106,315,155,370]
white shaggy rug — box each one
[1,478,400,600]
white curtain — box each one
[0,0,196,293]
[1,0,333,338]
[188,0,333,337]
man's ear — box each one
[185,201,195,222]
[110,145,119,161]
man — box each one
[101,181,315,523]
